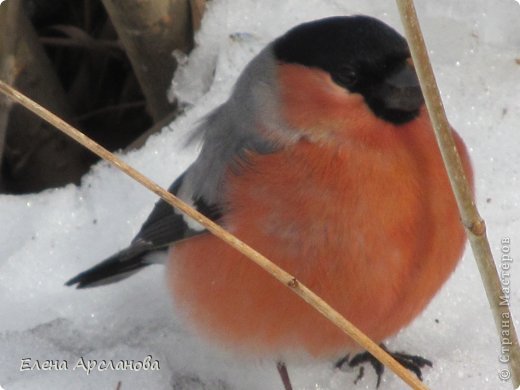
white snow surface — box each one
[1,0,520,389]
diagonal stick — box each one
[0,79,428,389]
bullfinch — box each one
[66,15,474,388]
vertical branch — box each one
[189,0,207,32]
[0,2,18,182]
[0,1,89,193]
[395,0,520,387]
[100,0,193,122]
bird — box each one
[66,15,474,388]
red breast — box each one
[167,64,473,358]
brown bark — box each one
[100,0,193,122]
[0,1,91,193]
[190,0,206,32]
[0,3,17,185]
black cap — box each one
[274,16,424,125]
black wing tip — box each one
[64,244,152,289]
[64,279,77,288]
[63,278,77,287]
[64,274,80,287]
[65,259,150,290]
[64,273,98,289]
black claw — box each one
[353,366,365,385]
[334,354,350,369]
[337,350,384,387]
[336,344,432,387]
[390,352,432,381]
[392,352,433,368]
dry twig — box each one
[396,0,520,387]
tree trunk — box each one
[190,0,206,32]
[100,0,193,122]
[0,3,17,188]
[0,1,91,193]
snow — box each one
[1,0,520,389]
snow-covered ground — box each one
[1,0,520,389]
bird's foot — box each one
[335,344,432,387]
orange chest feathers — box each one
[169,109,473,357]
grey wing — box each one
[132,173,222,247]
[65,173,221,288]
[66,45,283,289]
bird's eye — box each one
[332,66,358,89]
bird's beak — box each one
[381,62,424,112]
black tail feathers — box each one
[65,243,160,288]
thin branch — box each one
[40,37,123,51]
[0,79,428,390]
[0,2,18,181]
[395,1,520,387]
[0,0,90,193]
[74,100,146,121]
[124,110,177,152]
